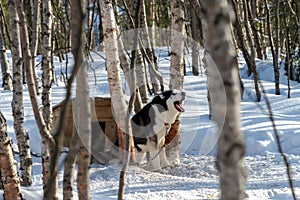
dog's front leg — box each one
[135,152,146,166]
[147,150,161,171]
[159,147,170,168]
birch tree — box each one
[166,0,185,164]
[189,0,201,76]
[264,0,280,95]
[132,0,149,103]
[273,0,280,95]
[8,0,32,187]
[62,1,90,199]
[239,0,261,101]
[99,0,128,154]
[140,0,162,94]
[0,112,23,200]
[231,0,253,76]
[30,0,41,95]
[71,0,91,199]
[246,0,263,60]
[63,129,79,200]
[0,22,13,91]
[201,0,246,199]
[41,0,57,197]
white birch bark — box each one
[140,0,162,94]
[201,1,246,199]
[169,0,185,90]
[132,0,149,103]
[99,0,128,150]
[117,28,143,112]
[8,0,32,187]
[30,0,41,95]
[41,0,53,129]
[41,0,57,198]
[166,0,185,164]
[0,25,13,91]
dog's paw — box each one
[161,162,173,169]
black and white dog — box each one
[131,90,186,171]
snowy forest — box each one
[0,0,299,199]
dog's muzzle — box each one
[174,92,186,112]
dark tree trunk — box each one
[246,0,263,59]
[231,0,253,76]
[242,0,261,102]
[190,0,201,76]
[264,0,280,95]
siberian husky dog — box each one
[131,90,186,171]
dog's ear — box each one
[152,95,162,102]
[151,93,169,113]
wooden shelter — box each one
[52,97,119,163]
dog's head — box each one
[152,90,186,113]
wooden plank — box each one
[105,121,117,144]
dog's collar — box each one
[164,122,170,129]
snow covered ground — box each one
[0,48,300,199]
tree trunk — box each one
[117,27,143,113]
[70,2,91,199]
[190,0,201,76]
[76,64,91,200]
[63,128,79,200]
[201,1,246,199]
[246,0,263,59]
[231,0,252,76]
[242,0,261,102]
[0,112,23,200]
[41,0,57,198]
[264,0,280,95]
[30,0,41,95]
[100,0,128,157]
[41,0,54,153]
[8,0,32,187]
[148,0,156,47]
[169,0,185,90]
[273,0,280,95]
[132,0,149,103]
[135,49,149,103]
[167,0,185,165]
[118,92,136,200]
[140,0,162,94]
[199,5,213,118]
[0,23,13,91]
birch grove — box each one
[0,0,299,198]
[0,26,12,91]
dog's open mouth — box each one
[174,101,185,112]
